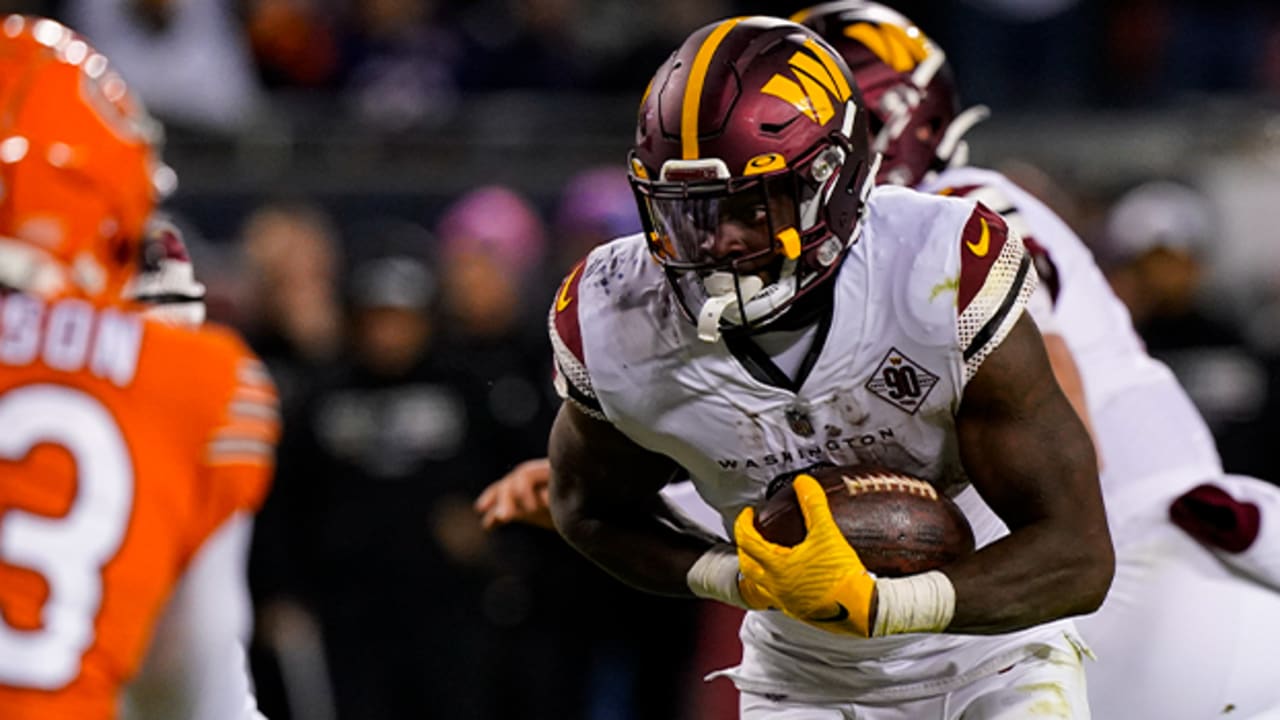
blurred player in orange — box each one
[0,16,277,720]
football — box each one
[753,464,975,577]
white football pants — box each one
[1077,511,1280,720]
[739,633,1090,720]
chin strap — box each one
[698,272,765,342]
[695,222,867,343]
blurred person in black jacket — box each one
[257,249,504,720]
[452,182,700,720]
[237,201,343,416]
[237,200,346,720]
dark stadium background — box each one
[15,1,1280,718]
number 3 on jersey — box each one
[0,385,133,690]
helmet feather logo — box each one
[843,22,931,72]
[761,39,853,125]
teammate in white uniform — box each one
[794,3,1280,717]
[545,17,1112,719]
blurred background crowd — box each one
[8,0,1280,718]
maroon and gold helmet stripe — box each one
[843,21,931,72]
[803,38,853,100]
[681,17,744,159]
[638,76,654,113]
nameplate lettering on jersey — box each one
[0,294,143,387]
[715,427,898,470]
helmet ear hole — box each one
[810,146,845,183]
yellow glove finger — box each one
[733,506,791,569]
[737,546,768,584]
[792,474,839,537]
[793,474,872,583]
[738,571,780,611]
[736,549,780,611]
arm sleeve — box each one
[122,513,265,720]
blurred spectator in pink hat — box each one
[438,185,547,275]
[434,183,625,720]
[553,165,641,272]
[437,185,549,338]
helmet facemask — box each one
[630,117,874,342]
[628,17,876,341]
[865,55,990,187]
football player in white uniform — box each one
[794,2,1280,717]
[545,17,1112,719]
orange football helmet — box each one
[0,15,172,302]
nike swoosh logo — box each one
[966,217,990,257]
[556,264,581,312]
[810,603,850,624]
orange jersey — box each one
[0,293,278,720]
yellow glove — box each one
[738,573,779,611]
[734,474,877,637]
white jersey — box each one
[549,185,1078,702]
[920,167,1223,533]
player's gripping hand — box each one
[738,571,779,611]
[734,474,877,637]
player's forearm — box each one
[950,317,1115,634]
[547,401,720,597]
[941,518,1113,634]
[551,492,716,597]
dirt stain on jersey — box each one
[930,275,959,303]
[1017,681,1070,717]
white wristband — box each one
[686,543,749,609]
[872,570,956,637]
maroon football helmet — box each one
[629,16,874,341]
[794,2,989,187]
[124,216,206,327]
